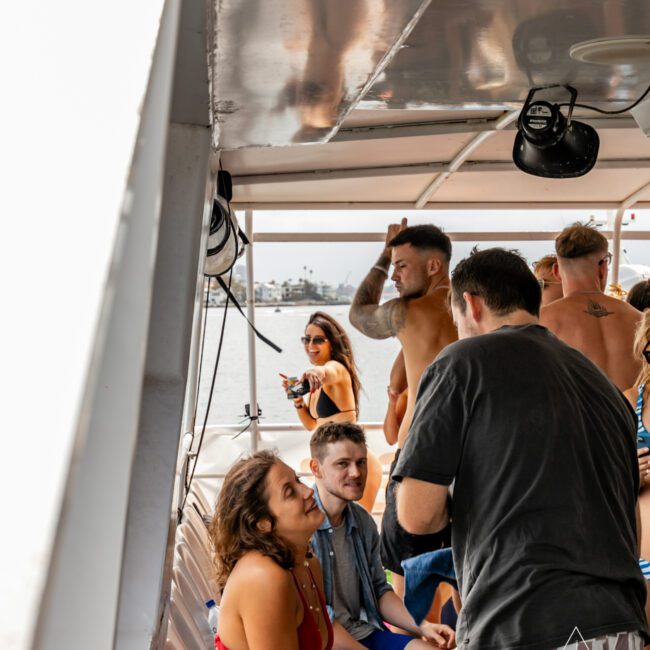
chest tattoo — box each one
[584,299,613,318]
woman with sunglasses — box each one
[624,311,650,626]
[281,311,381,511]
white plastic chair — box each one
[172,566,213,647]
[164,614,184,650]
[169,583,209,650]
[183,504,212,554]
[176,522,215,583]
[189,481,214,518]
[175,539,219,605]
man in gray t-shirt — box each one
[309,422,455,650]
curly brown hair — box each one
[307,311,361,415]
[209,450,295,589]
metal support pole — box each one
[244,209,259,452]
[611,180,650,285]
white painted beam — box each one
[331,116,639,143]
[232,201,650,211]
[232,158,650,187]
[252,231,650,243]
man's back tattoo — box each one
[584,299,613,318]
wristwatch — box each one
[293,400,304,409]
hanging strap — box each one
[215,276,282,353]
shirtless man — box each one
[540,222,641,391]
[349,218,457,602]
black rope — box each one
[559,82,650,115]
[191,276,213,428]
[181,268,233,512]
[231,415,258,440]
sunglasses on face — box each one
[644,344,650,365]
[301,335,328,345]
[598,251,613,267]
[537,279,561,290]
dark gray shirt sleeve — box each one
[392,357,468,486]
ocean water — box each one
[195,304,402,427]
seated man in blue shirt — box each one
[309,421,455,650]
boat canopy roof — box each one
[211,0,650,210]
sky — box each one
[244,209,650,287]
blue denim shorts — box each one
[359,630,414,650]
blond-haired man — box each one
[540,223,641,390]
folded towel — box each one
[401,548,457,625]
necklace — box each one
[290,560,323,630]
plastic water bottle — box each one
[206,599,219,636]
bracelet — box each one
[293,401,304,409]
[373,264,389,276]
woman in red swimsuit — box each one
[281,311,382,512]
[209,450,333,650]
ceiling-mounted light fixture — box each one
[513,85,599,179]
[569,36,650,65]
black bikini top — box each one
[311,389,355,419]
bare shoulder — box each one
[405,293,453,324]
[539,299,564,324]
[623,386,638,405]
[232,552,293,593]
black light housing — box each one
[513,85,599,178]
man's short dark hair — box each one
[388,225,452,263]
[451,248,542,318]
[555,222,608,259]
[310,422,366,461]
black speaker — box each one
[513,86,599,179]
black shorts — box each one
[380,449,451,576]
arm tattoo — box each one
[349,253,405,338]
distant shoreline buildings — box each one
[203,265,398,306]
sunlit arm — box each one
[396,477,449,534]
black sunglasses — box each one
[537,278,561,290]
[597,251,613,267]
[644,344,650,365]
[301,335,328,345]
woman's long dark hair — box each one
[209,451,294,589]
[307,311,361,416]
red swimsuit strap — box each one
[289,567,332,650]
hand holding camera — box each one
[280,373,310,400]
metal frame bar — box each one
[415,110,521,208]
[33,2,183,648]
[612,181,650,284]
[232,201,650,211]
[231,158,650,188]
[244,209,260,453]
[331,115,638,143]
[251,231,650,243]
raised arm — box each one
[349,220,408,339]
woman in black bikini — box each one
[281,311,381,511]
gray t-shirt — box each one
[393,324,647,650]
[331,523,375,641]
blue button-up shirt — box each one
[310,485,393,630]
